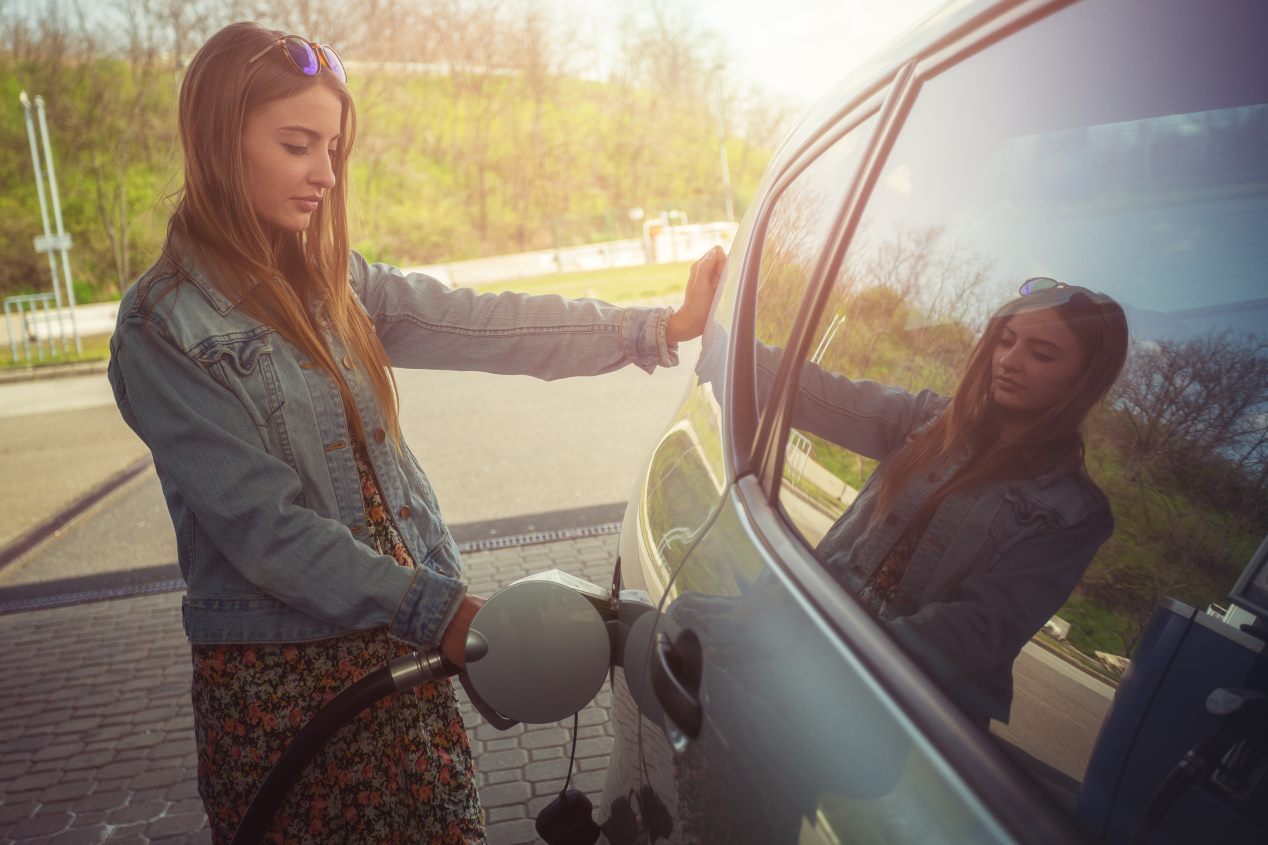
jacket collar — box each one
[162,228,266,316]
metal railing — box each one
[4,293,68,363]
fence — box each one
[3,293,70,362]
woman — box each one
[778,280,1129,724]
[107,22,723,843]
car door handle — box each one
[651,628,703,740]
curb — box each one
[0,521,623,615]
[0,453,154,573]
[0,357,109,383]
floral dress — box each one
[855,528,922,617]
[191,441,485,844]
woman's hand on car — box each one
[667,246,727,343]
[440,594,487,669]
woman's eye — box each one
[283,144,309,156]
[1034,352,1055,363]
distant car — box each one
[598,0,1268,842]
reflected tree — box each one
[1078,330,1268,654]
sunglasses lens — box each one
[284,37,320,75]
[322,46,347,83]
[1020,276,1061,296]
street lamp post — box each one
[18,90,68,356]
[711,64,735,222]
[34,94,81,354]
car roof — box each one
[768,0,1009,177]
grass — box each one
[470,260,694,305]
[1,332,112,369]
[0,262,693,370]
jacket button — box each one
[351,524,364,534]
[342,355,354,369]
[399,505,411,519]
[373,428,386,443]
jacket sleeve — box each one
[108,312,465,649]
[881,514,1113,679]
[348,252,678,377]
[755,339,947,461]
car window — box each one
[751,115,878,398]
[770,0,1267,819]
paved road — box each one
[0,374,150,552]
[0,343,697,584]
[995,644,1115,788]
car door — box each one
[618,0,1268,842]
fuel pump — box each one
[1078,537,1268,843]
[231,569,656,845]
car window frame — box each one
[724,91,891,482]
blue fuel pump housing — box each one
[1077,597,1268,843]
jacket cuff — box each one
[621,306,680,374]
[390,565,468,649]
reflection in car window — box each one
[753,116,877,362]
[773,0,1267,799]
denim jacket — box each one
[766,349,1112,722]
[108,241,677,649]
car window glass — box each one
[751,115,877,416]
[772,0,1268,823]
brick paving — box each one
[0,535,621,844]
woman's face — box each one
[990,307,1086,415]
[241,84,343,233]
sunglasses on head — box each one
[1019,276,1114,321]
[248,35,347,84]
[1019,276,1068,296]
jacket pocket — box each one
[985,487,1059,560]
[191,326,296,466]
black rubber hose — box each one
[231,665,399,845]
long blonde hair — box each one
[871,287,1129,526]
[169,21,398,443]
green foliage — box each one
[2,46,771,303]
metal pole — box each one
[40,296,56,359]
[719,143,735,223]
[19,91,67,355]
[4,302,17,363]
[35,95,80,354]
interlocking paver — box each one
[48,824,109,845]
[0,533,622,844]
[104,799,167,826]
[9,809,73,838]
[0,801,37,824]
[479,780,533,808]
[519,728,569,749]
[476,748,530,772]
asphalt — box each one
[0,531,623,845]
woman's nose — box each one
[311,155,336,189]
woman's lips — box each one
[294,198,319,212]
[995,375,1023,392]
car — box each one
[596,0,1268,842]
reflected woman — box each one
[775,280,1129,725]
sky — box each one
[9,0,949,107]
[550,0,948,106]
